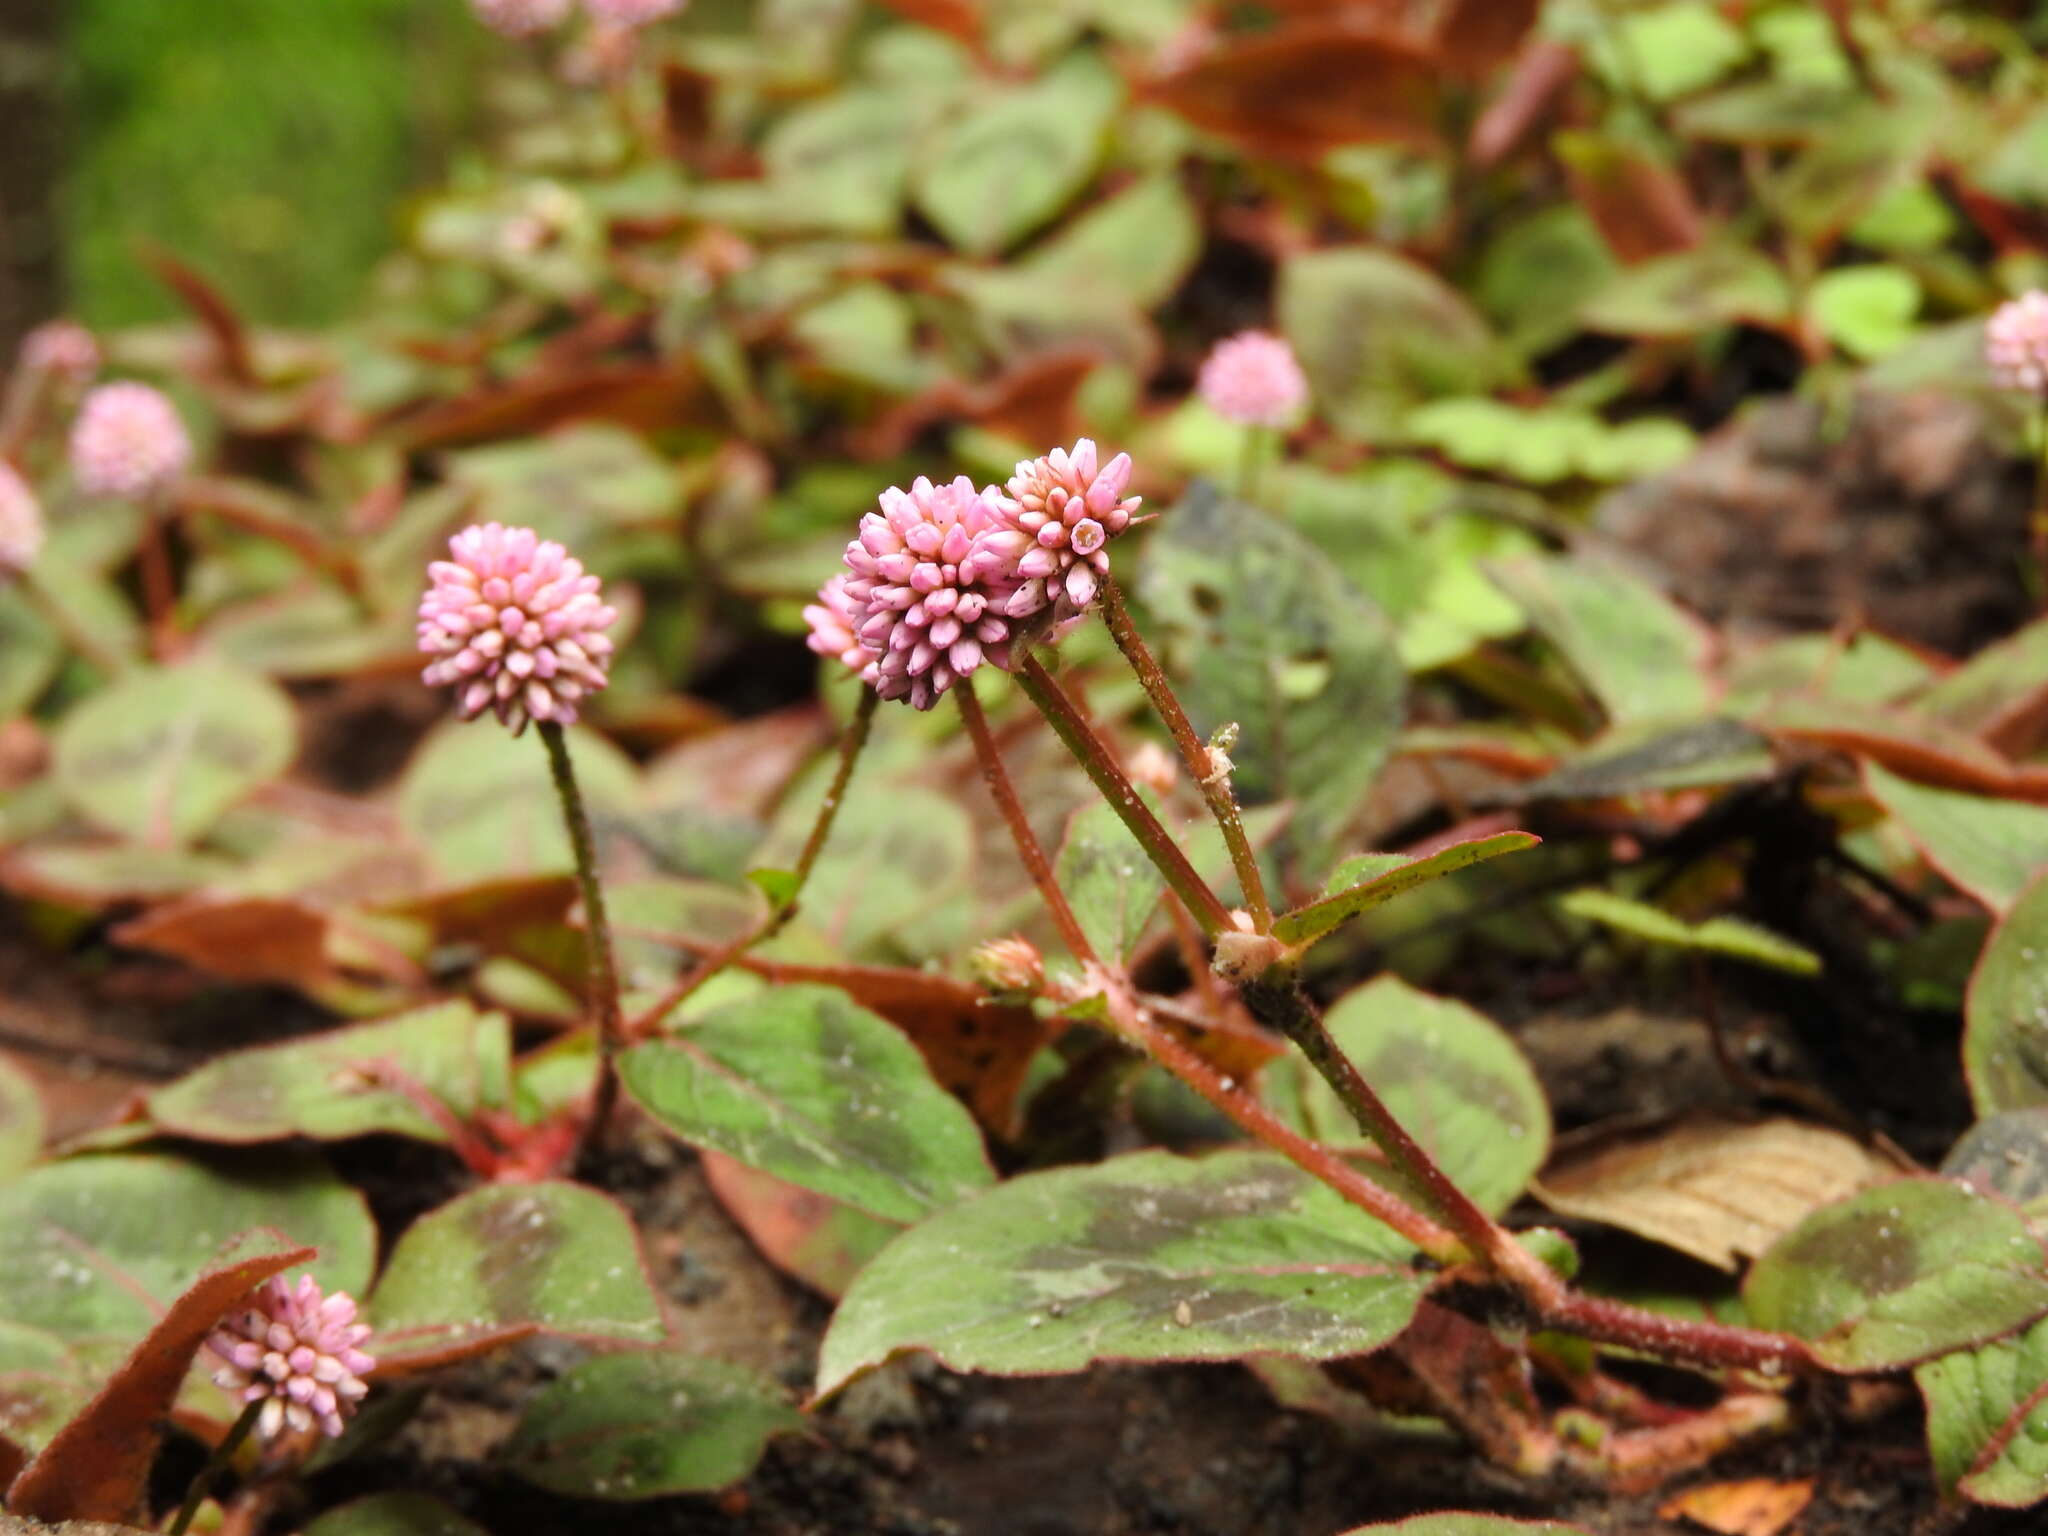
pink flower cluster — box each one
[584,0,685,24]
[418,522,617,733]
[19,321,99,390]
[0,464,44,577]
[206,1276,375,1441]
[807,441,1141,710]
[471,0,574,34]
[1988,292,2048,395]
[69,382,191,500]
[1197,330,1310,428]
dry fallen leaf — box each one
[1535,1112,1911,1271]
[1659,1476,1816,1536]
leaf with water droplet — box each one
[1918,1312,2048,1507]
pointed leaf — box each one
[1743,1179,2048,1371]
[1918,1313,2048,1507]
[367,1182,666,1366]
[817,1148,1431,1396]
[1866,762,2048,914]
[1275,832,1539,947]
[1139,484,1405,856]
[1557,889,1820,975]
[52,660,296,848]
[1056,798,1167,962]
[619,983,994,1223]
[305,1493,494,1536]
[1966,871,2048,1117]
[502,1351,803,1499]
[147,1002,512,1146]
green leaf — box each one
[0,1148,374,1373]
[1520,719,1775,801]
[1139,484,1406,857]
[1336,1519,1589,1536]
[1557,889,1821,975]
[1484,553,1713,725]
[0,587,64,719]
[750,88,920,235]
[817,1148,1431,1396]
[0,1053,45,1178]
[1276,833,1539,948]
[1056,799,1167,963]
[1743,1179,2048,1371]
[1918,1313,2048,1507]
[1475,207,1618,357]
[1265,977,1549,1216]
[52,660,296,847]
[1580,242,1793,338]
[1024,174,1201,310]
[1588,0,1748,102]
[1279,248,1506,443]
[443,425,684,548]
[1965,872,2048,1117]
[1865,762,2048,914]
[502,1351,804,1499]
[368,1182,666,1363]
[1946,1109,2048,1217]
[1914,615,2048,735]
[397,721,640,884]
[304,1493,493,1536]
[619,983,994,1223]
[1810,265,1922,361]
[914,55,1118,256]
[146,1001,512,1146]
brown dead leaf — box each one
[379,875,579,952]
[111,897,333,991]
[1436,0,1543,74]
[390,360,710,451]
[1138,22,1443,162]
[1659,1477,1816,1536]
[7,1236,312,1524]
[1535,1112,1911,1271]
[852,348,1101,461]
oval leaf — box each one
[1867,762,2048,914]
[1966,870,2048,1117]
[619,983,995,1224]
[304,1493,494,1536]
[817,1148,1431,1397]
[366,1182,666,1365]
[501,1351,803,1499]
[1743,1179,2048,1371]
[1918,1313,2048,1507]
[52,660,296,847]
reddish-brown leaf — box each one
[1469,39,1581,167]
[699,1151,901,1299]
[1138,22,1443,162]
[111,897,333,991]
[852,348,1101,460]
[1659,1477,1816,1536]
[1436,0,1543,75]
[143,245,257,386]
[1757,698,2048,801]
[379,875,579,952]
[739,959,1046,1136]
[1559,131,1705,263]
[7,1235,312,1524]
[390,361,711,451]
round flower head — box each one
[841,475,1016,711]
[0,464,44,578]
[975,439,1141,626]
[803,573,878,679]
[206,1275,375,1441]
[1988,293,2048,395]
[1198,330,1309,427]
[69,382,191,500]
[584,0,684,25]
[471,0,574,34]
[19,321,99,390]
[418,522,617,733]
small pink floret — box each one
[19,321,100,389]
[471,0,574,33]
[1197,330,1310,428]
[584,0,685,25]
[0,464,44,577]
[1988,292,2048,395]
[69,382,191,500]
[417,521,618,734]
[206,1275,375,1442]
[984,438,1143,627]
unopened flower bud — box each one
[971,936,1045,997]
[1988,292,2048,394]
[206,1275,375,1441]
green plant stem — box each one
[1098,579,1273,931]
[629,688,878,1038]
[957,678,1098,965]
[1238,424,1268,505]
[539,721,625,1168]
[168,1398,262,1536]
[1012,653,1234,939]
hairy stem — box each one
[958,678,1097,965]
[169,1398,262,1536]
[539,721,625,1169]
[629,689,879,1038]
[1099,579,1272,929]
[1012,652,1234,938]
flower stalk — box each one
[168,1398,262,1536]
[539,720,626,1164]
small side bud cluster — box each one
[1197,330,1310,428]
[418,522,617,733]
[69,382,191,500]
[19,321,100,392]
[1987,292,2048,394]
[808,440,1143,709]
[0,464,45,579]
[206,1276,375,1441]
[971,936,1045,998]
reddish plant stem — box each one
[140,488,181,659]
[1098,578,1273,930]
[957,678,1097,965]
[540,722,625,1174]
[631,687,878,1038]
[1012,652,1234,938]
